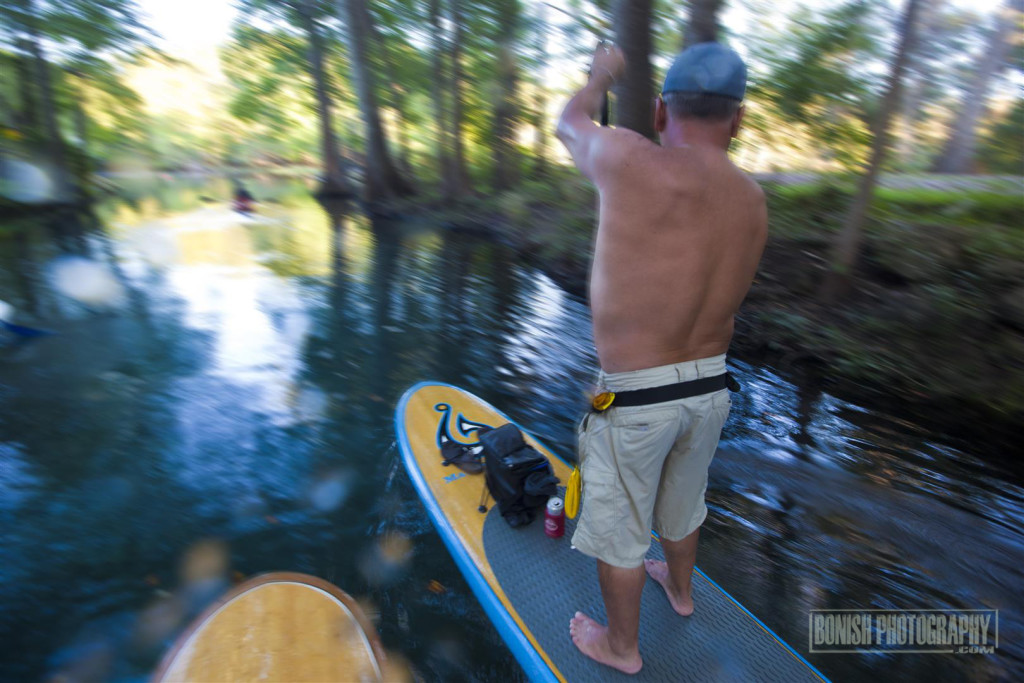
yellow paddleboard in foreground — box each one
[152,572,387,683]
[396,382,829,683]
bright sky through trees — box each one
[138,0,1005,59]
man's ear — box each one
[730,104,746,138]
[654,95,667,133]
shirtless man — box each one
[555,42,767,674]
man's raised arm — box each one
[555,43,627,183]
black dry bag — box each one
[479,423,559,528]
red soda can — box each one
[544,497,565,538]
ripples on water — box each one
[0,179,1020,682]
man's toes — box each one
[646,559,668,580]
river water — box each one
[1,177,1021,682]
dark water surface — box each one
[1,178,1021,682]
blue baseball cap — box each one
[662,42,747,101]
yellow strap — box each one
[565,466,581,519]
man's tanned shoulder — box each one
[558,123,657,186]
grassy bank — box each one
[396,171,1024,439]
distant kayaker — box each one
[556,41,767,675]
[233,184,255,214]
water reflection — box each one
[1,180,1022,682]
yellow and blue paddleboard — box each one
[396,382,829,683]
[152,572,389,683]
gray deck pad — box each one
[483,502,821,683]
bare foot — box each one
[569,611,643,675]
[644,559,694,616]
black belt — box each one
[592,372,739,411]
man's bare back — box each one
[589,131,767,372]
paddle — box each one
[2,320,53,338]
[0,300,53,339]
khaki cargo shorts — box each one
[570,354,731,569]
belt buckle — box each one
[591,391,615,412]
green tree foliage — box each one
[1,0,151,195]
[977,99,1024,174]
[752,0,883,169]
[58,55,150,167]
[234,0,354,195]
[0,0,151,61]
[3,0,1018,204]
[368,0,533,195]
[0,48,26,128]
[220,26,327,166]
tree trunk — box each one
[449,0,471,196]
[897,0,941,165]
[532,84,549,178]
[428,0,456,200]
[74,99,88,156]
[822,0,924,302]
[71,75,89,156]
[22,0,73,198]
[339,0,414,202]
[367,21,413,178]
[0,90,12,129]
[492,0,520,191]
[532,4,549,178]
[14,38,39,134]
[613,0,655,139]
[392,88,413,178]
[298,2,352,198]
[387,76,413,179]
[932,0,1022,173]
[683,0,724,47]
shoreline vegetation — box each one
[3,167,1021,449]
[389,169,1024,447]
